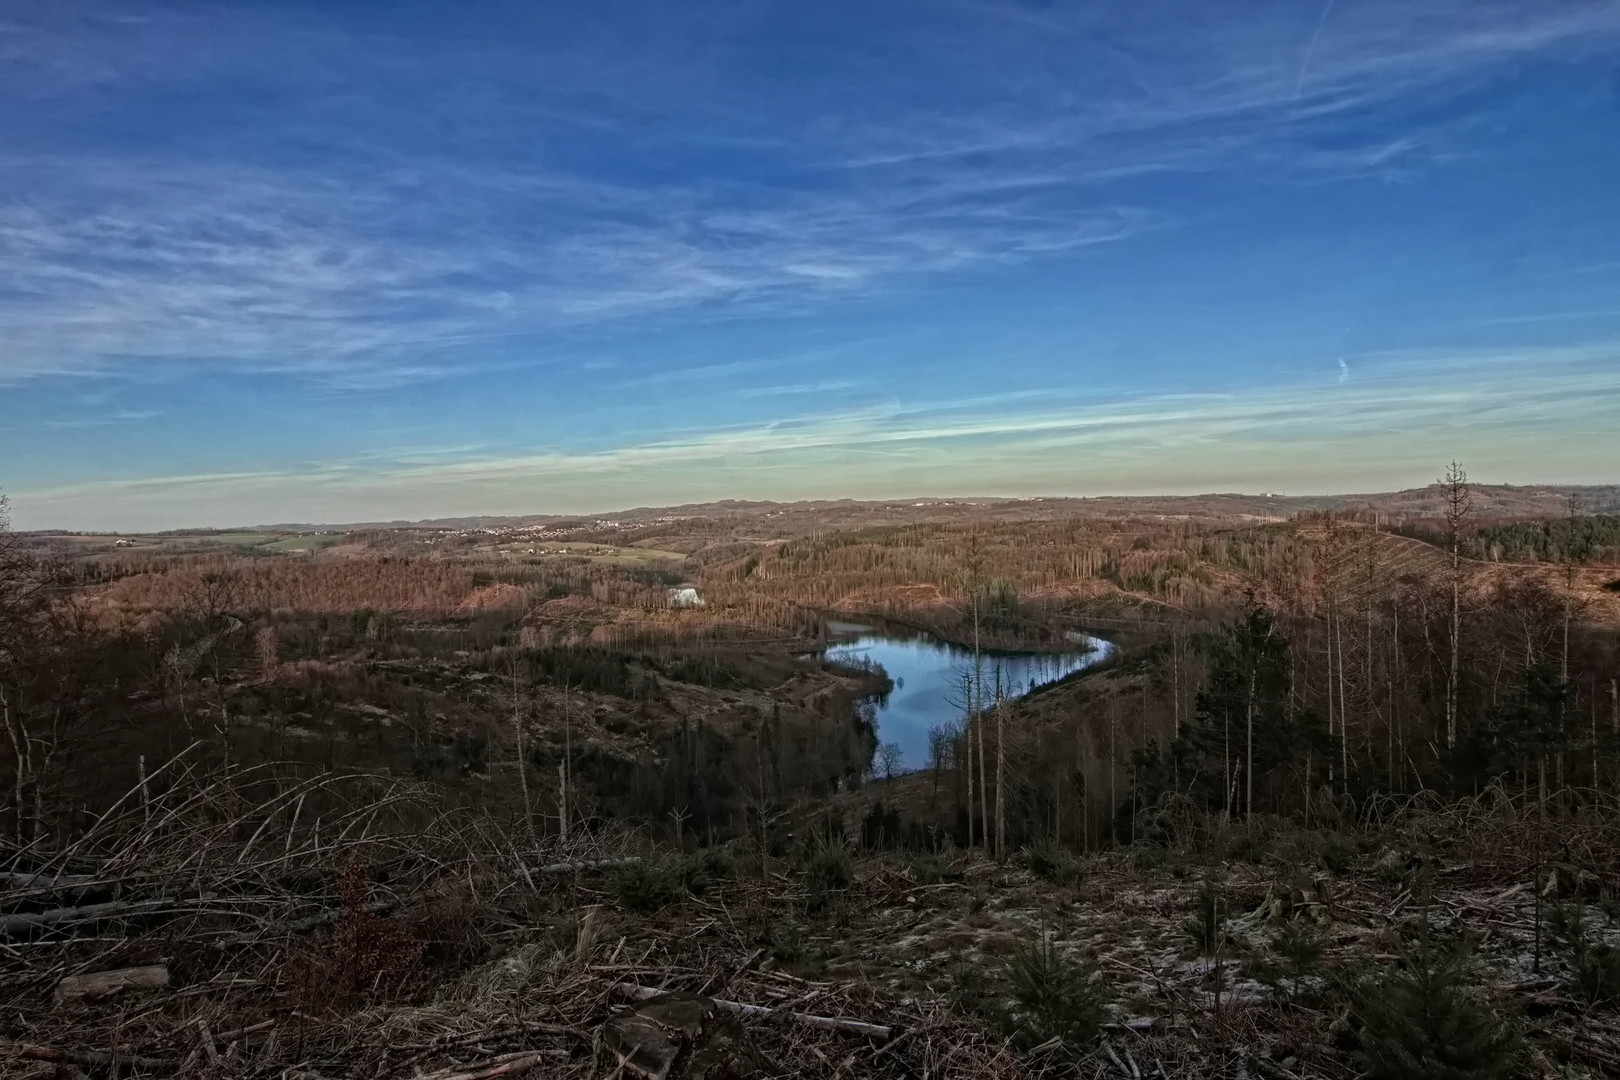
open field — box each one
[490,540,691,565]
[29,530,348,556]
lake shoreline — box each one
[820,625,1115,773]
[816,608,1121,657]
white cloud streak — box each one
[0,1,1615,382]
[12,344,1617,530]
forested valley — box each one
[5,476,1620,1079]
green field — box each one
[183,532,281,546]
[58,531,344,553]
[263,534,343,552]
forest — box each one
[3,477,1620,1079]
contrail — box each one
[1295,0,1337,100]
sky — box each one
[2,0,1619,531]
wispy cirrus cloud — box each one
[733,381,858,399]
[2,0,1616,385]
[0,178,476,382]
[39,410,162,430]
[13,342,1616,530]
[0,153,1148,382]
[822,1,1620,168]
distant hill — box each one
[242,483,1620,534]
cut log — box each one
[11,1041,174,1071]
[2,897,175,938]
[2,871,99,893]
[532,857,640,875]
[211,898,395,946]
[55,964,170,1005]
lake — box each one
[824,628,1114,773]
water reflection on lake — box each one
[824,629,1113,773]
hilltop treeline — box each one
[73,550,695,625]
[683,512,1604,629]
[1470,513,1620,564]
[42,497,1620,660]
[923,556,1619,858]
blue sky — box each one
[2,0,1619,530]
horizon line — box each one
[11,480,1617,536]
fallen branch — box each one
[516,1019,592,1043]
[697,947,764,997]
[2,870,100,895]
[614,981,893,1040]
[1,898,177,938]
[210,899,396,946]
[393,1020,589,1071]
[11,1042,175,1072]
[531,857,640,875]
[212,1019,276,1044]
[55,964,170,1005]
[407,1049,570,1080]
[873,1020,947,1060]
[1102,1039,1134,1079]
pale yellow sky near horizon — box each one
[10,347,1616,532]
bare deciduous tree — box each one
[1441,461,1473,748]
[1,491,105,843]
[875,741,903,781]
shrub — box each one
[1022,837,1080,884]
[522,645,656,698]
[290,862,422,1009]
[1547,902,1620,1006]
[1185,876,1227,954]
[411,733,488,778]
[1228,830,1267,864]
[1374,849,1416,888]
[907,850,956,885]
[1130,844,1182,876]
[1570,941,1620,1006]
[861,800,905,849]
[1255,920,1326,1002]
[1319,835,1355,876]
[801,833,854,908]
[679,845,737,896]
[1353,945,1524,1080]
[664,655,749,689]
[1003,933,1111,1058]
[948,952,992,1016]
[612,858,684,913]
[767,916,810,967]
[411,885,491,970]
[860,799,944,851]
[553,723,740,837]
[549,912,583,956]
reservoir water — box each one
[824,629,1114,773]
